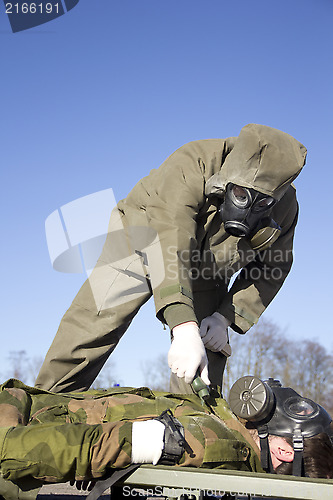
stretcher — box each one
[9,465,333,500]
[101,464,333,500]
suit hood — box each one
[206,124,307,200]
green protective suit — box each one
[35,124,307,392]
[0,379,263,498]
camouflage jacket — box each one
[0,379,263,489]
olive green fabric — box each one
[0,379,263,499]
[122,124,306,326]
[35,124,306,392]
[205,124,307,200]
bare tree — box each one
[141,353,170,391]
[223,318,288,390]
[223,319,333,415]
[27,355,44,385]
[92,358,119,389]
[6,351,44,386]
[7,350,29,381]
[4,350,119,390]
[290,340,333,410]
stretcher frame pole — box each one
[118,465,333,500]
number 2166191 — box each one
[5,3,60,14]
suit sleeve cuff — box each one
[217,305,255,334]
[163,304,198,330]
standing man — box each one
[35,124,307,393]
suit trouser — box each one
[35,253,227,393]
[35,215,227,393]
[35,249,154,392]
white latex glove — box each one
[200,312,232,355]
[131,419,165,465]
[168,321,210,385]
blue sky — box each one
[1,0,332,387]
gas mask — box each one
[229,375,333,476]
[219,183,281,251]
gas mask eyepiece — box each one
[284,397,318,420]
[220,184,280,249]
[228,184,276,212]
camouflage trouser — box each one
[36,211,227,393]
[0,475,41,500]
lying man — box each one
[0,376,332,499]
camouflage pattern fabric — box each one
[0,378,263,493]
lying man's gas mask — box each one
[229,375,333,476]
[220,183,281,251]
